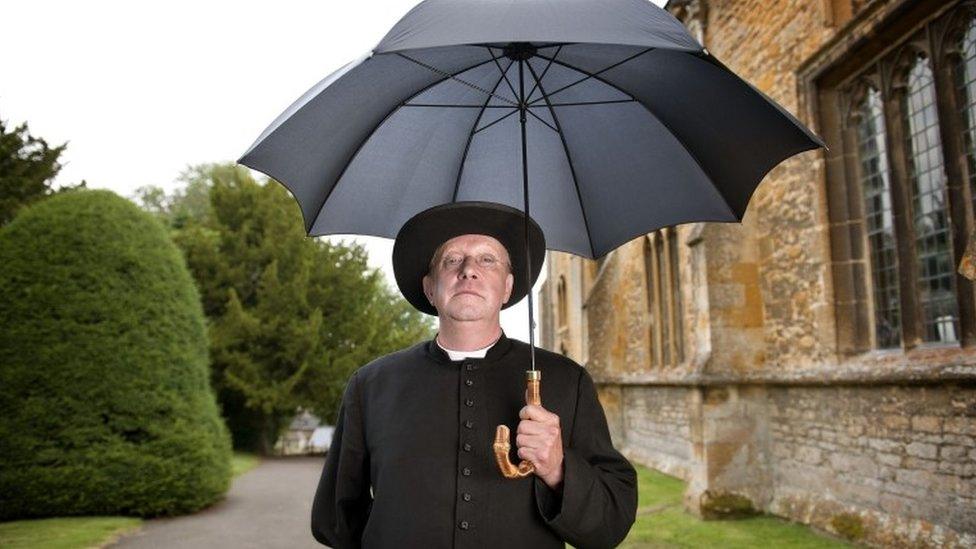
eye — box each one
[478,254,498,266]
[444,255,462,266]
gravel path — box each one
[111,456,327,549]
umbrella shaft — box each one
[518,59,537,373]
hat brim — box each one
[393,201,546,316]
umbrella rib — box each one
[524,58,597,259]
[307,56,502,232]
[540,99,637,107]
[396,52,519,106]
[525,45,562,102]
[403,97,637,107]
[452,58,515,202]
[531,51,740,223]
[527,48,653,106]
[403,103,515,108]
[472,109,519,135]
[485,46,520,103]
[524,109,559,133]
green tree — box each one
[134,164,212,229]
[138,163,434,453]
[0,116,86,226]
[0,189,232,519]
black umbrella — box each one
[237,0,825,478]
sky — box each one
[3,0,667,343]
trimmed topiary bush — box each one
[0,189,232,519]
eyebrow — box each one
[441,247,501,256]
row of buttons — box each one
[459,362,478,532]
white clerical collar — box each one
[436,335,499,361]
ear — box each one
[504,272,514,303]
[422,274,433,303]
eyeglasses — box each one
[437,252,510,272]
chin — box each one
[446,304,491,321]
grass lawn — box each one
[0,452,261,549]
[1,458,852,548]
[231,451,261,478]
[616,464,853,548]
[0,517,142,549]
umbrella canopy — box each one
[237,0,825,261]
[239,0,828,481]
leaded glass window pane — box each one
[903,54,959,343]
[956,19,976,226]
[643,237,659,367]
[857,87,902,348]
[668,228,684,363]
[654,235,671,365]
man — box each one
[311,201,637,549]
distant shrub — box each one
[0,189,232,519]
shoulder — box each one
[507,338,588,387]
[352,339,430,384]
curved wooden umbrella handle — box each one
[493,370,540,479]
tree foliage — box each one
[0,115,85,227]
[0,189,232,519]
[136,164,434,452]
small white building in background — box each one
[274,409,334,456]
[309,425,335,454]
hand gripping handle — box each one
[493,370,540,479]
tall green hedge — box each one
[0,189,232,519]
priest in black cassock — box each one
[311,201,637,549]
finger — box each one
[517,417,555,435]
[517,420,549,436]
[516,433,546,448]
[519,404,552,421]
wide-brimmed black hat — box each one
[393,201,545,316]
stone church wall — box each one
[539,0,976,546]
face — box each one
[422,234,515,323]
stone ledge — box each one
[596,358,976,387]
[769,491,976,548]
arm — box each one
[311,370,372,548]
[533,368,638,549]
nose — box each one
[459,256,479,279]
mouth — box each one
[455,290,482,297]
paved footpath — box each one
[111,456,328,549]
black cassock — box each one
[311,330,637,549]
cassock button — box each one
[465,399,474,407]
[464,420,474,429]
[465,379,474,386]
[465,364,474,371]
[463,443,472,452]
[459,520,469,530]
[462,467,471,476]
[463,493,472,501]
